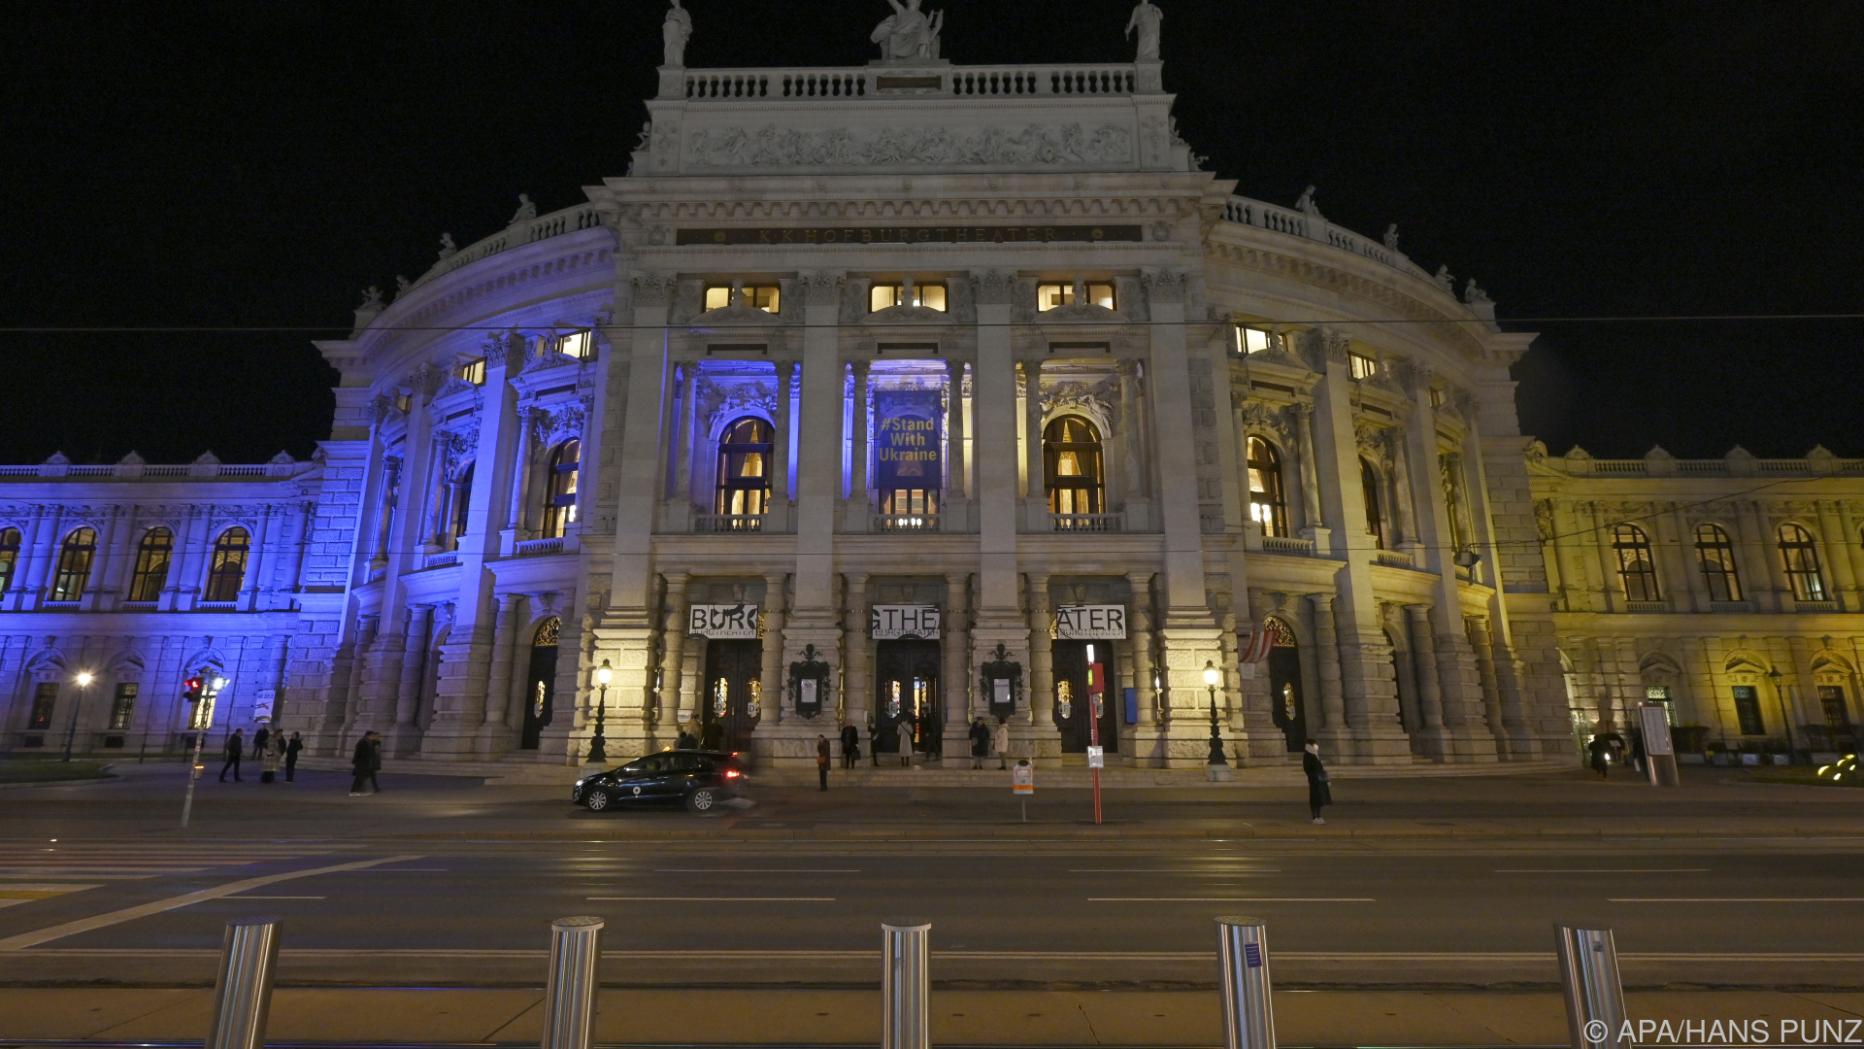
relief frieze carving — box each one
[686,122,1133,171]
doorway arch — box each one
[521,617,560,750]
[1264,616,1305,751]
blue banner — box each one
[874,389,942,490]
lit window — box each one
[556,331,593,359]
[1732,685,1765,735]
[747,285,780,312]
[704,285,733,311]
[1234,325,1272,356]
[1036,281,1117,312]
[128,528,173,603]
[1087,282,1115,309]
[395,393,412,414]
[28,683,57,731]
[1695,524,1743,602]
[108,683,138,731]
[1349,352,1379,380]
[1246,436,1288,538]
[1045,416,1106,523]
[0,527,19,595]
[714,417,773,519]
[1429,387,1445,409]
[869,282,948,312]
[50,527,96,602]
[1778,524,1827,602]
[1612,524,1661,602]
[542,440,580,540]
[458,358,487,386]
[204,527,250,603]
[1360,459,1384,550]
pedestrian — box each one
[219,729,244,782]
[252,723,271,763]
[839,722,860,769]
[676,719,698,750]
[1588,733,1611,778]
[896,717,915,768]
[969,717,990,769]
[868,716,881,768]
[1303,740,1331,824]
[991,717,1010,770]
[816,735,832,791]
[1629,729,1647,775]
[700,719,725,751]
[284,732,303,782]
[259,731,282,784]
[349,730,381,796]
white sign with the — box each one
[871,604,941,640]
[689,604,761,639]
[1054,605,1127,640]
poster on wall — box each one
[874,389,943,491]
[1054,605,1127,640]
[871,604,941,640]
[688,604,761,639]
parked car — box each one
[571,750,746,814]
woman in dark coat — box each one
[1302,741,1331,824]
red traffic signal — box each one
[184,676,204,701]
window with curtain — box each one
[1694,523,1743,602]
[108,682,138,731]
[1246,436,1288,538]
[542,440,581,539]
[714,417,773,518]
[1044,416,1105,519]
[50,528,97,602]
[1360,459,1384,550]
[128,528,174,602]
[1778,523,1827,601]
[0,526,19,594]
[1612,524,1662,602]
[1731,685,1765,735]
[204,527,250,602]
[449,463,475,545]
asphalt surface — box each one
[1,763,1860,991]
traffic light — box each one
[184,676,204,703]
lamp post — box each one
[181,675,228,829]
[1767,667,1796,764]
[62,671,95,762]
[1203,660,1227,767]
[587,660,613,764]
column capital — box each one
[662,571,690,596]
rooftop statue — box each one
[359,286,384,311]
[663,0,692,68]
[438,232,457,259]
[1433,264,1454,292]
[510,193,538,224]
[1126,1,1163,62]
[1382,223,1400,251]
[872,0,944,62]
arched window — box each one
[204,528,250,602]
[0,527,19,595]
[1612,524,1661,602]
[128,528,174,603]
[1778,523,1827,602]
[1360,459,1385,550]
[449,462,475,544]
[1246,436,1288,538]
[542,440,580,540]
[1695,524,1742,602]
[50,528,97,602]
[1044,416,1105,520]
[714,417,773,518]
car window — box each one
[669,754,707,773]
[629,754,670,775]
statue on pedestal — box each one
[872,0,943,62]
[509,193,538,224]
[1126,1,1163,62]
[663,0,692,68]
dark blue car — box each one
[571,750,746,814]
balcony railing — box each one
[1372,548,1414,568]
[696,514,767,534]
[1795,599,1840,613]
[1709,599,1757,613]
[874,512,940,533]
[680,62,1140,102]
[1052,513,1123,533]
[1623,600,1669,613]
[422,551,460,570]
[1263,535,1317,556]
[515,536,566,557]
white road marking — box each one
[221,895,327,901]
[1496,868,1710,874]
[1069,868,1281,874]
[1610,897,1864,904]
[653,868,861,874]
[0,855,422,951]
[1087,896,1375,903]
[371,867,449,873]
[587,896,836,902]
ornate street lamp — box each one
[62,671,95,762]
[588,660,614,765]
[1203,660,1227,767]
[1767,667,1796,764]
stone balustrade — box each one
[677,62,1140,102]
[410,203,605,291]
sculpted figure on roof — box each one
[872,0,943,62]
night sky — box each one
[3,0,1858,465]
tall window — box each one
[869,282,948,312]
[714,417,773,518]
[1044,416,1106,518]
[542,440,580,539]
[1036,281,1116,311]
[28,683,57,731]
[1613,524,1662,602]
[449,463,475,544]
[555,330,593,360]
[1695,524,1743,602]
[108,682,138,731]
[50,528,97,602]
[1234,325,1272,356]
[1246,437,1288,538]
[703,284,780,313]
[1778,524,1827,601]
[457,357,487,386]
[204,527,250,602]
[1360,459,1384,550]
[0,526,19,594]
[1731,685,1765,736]
[1348,352,1380,380]
[128,528,174,603]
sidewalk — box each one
[5,987,1863,1045]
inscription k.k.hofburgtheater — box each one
[676,225,1145,247]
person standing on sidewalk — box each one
[259,731,283,784]
[991,717,1010,770]
[969,718,990,769]
[284,732,303,782]
[219,729,245,782]
[1588,733,1611,778]
[349,731,382,796]
[839,722,859,769]
[896,717,915,767]
[252,723,271,764]
[816,735,832,791]
[1303,740,1331,824]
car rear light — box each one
[723,768,743,780]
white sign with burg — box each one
[689,604,761,639]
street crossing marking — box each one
[587,896,837,902]
[653,868,862,874]
[1069,868,1281,874]
[1497,868,1710,874]
[222,895,327,901]
[1087,896,1376,903]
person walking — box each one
[1629,728,1647,775]
[816,735,832,791]
[896,717,915,768]
[991,717,1010,770]
[349,731,382,796]
[218,729,245,782]
[839,722,860,769]
[259,731,283,784]
[252,723,271,764]
[284,732,303,782]
[1588,733,1612,778]
[868,715,881,768]
[1303,740,1332,824]
[969,718,990,769]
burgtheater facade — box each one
[4,7,1860,767]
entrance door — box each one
[1265,619,1305,752]
[1053,640,1118,754]
[520,617,560,750]
[875,640,940,759]
[701,639,762,751]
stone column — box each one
[1405,604,1448,756]
[841,574,871,735]
[851,360,871,507]
[946,359,968,515]
[1216,612,1247,752]
[1026,573,1061,764]
[672,363,699,502]
[1309,592,1348,741]
[1387,438,1418,549]
[661,573,691,725]
[387,604,432,753]
[505,603,537,738]
[476,594,522,758]
[771,361,794,506]
[941,572,970,765]
[1468,615,1517,753]
[1126,572,1162,765]
[1292,403,1325,533]
[1816,500,1857,606]
[757,573,787,748]
[1587,502,1620,613]
[1023,359,1045,512]
[1743,501,1789,610]
[1652,500,1698,611]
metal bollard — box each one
[881,920,931,1049]
[204,918,281,1049]
[541,916,605,1049]
[1554,924,1629,1048]
[1216,916,1276,1049]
